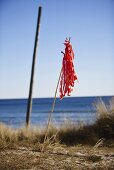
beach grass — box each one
[0,97,114,150]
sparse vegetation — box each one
[0,97,114,148]
[0,97,114,169]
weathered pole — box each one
[26,6,42,127]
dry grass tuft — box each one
[94,97,114,140]
[58,97,114,145]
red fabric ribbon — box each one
[59,39,78,99]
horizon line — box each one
[0,95,114,100]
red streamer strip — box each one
[59,39,78,99]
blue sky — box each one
[0,0,114,99]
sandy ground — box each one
[0,145,114,170]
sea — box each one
[0,96,113,128]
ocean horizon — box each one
[0,96,113,128]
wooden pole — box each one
[26,6,42,127]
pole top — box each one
[39,6,42,10]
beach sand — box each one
[0,145,114,170]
